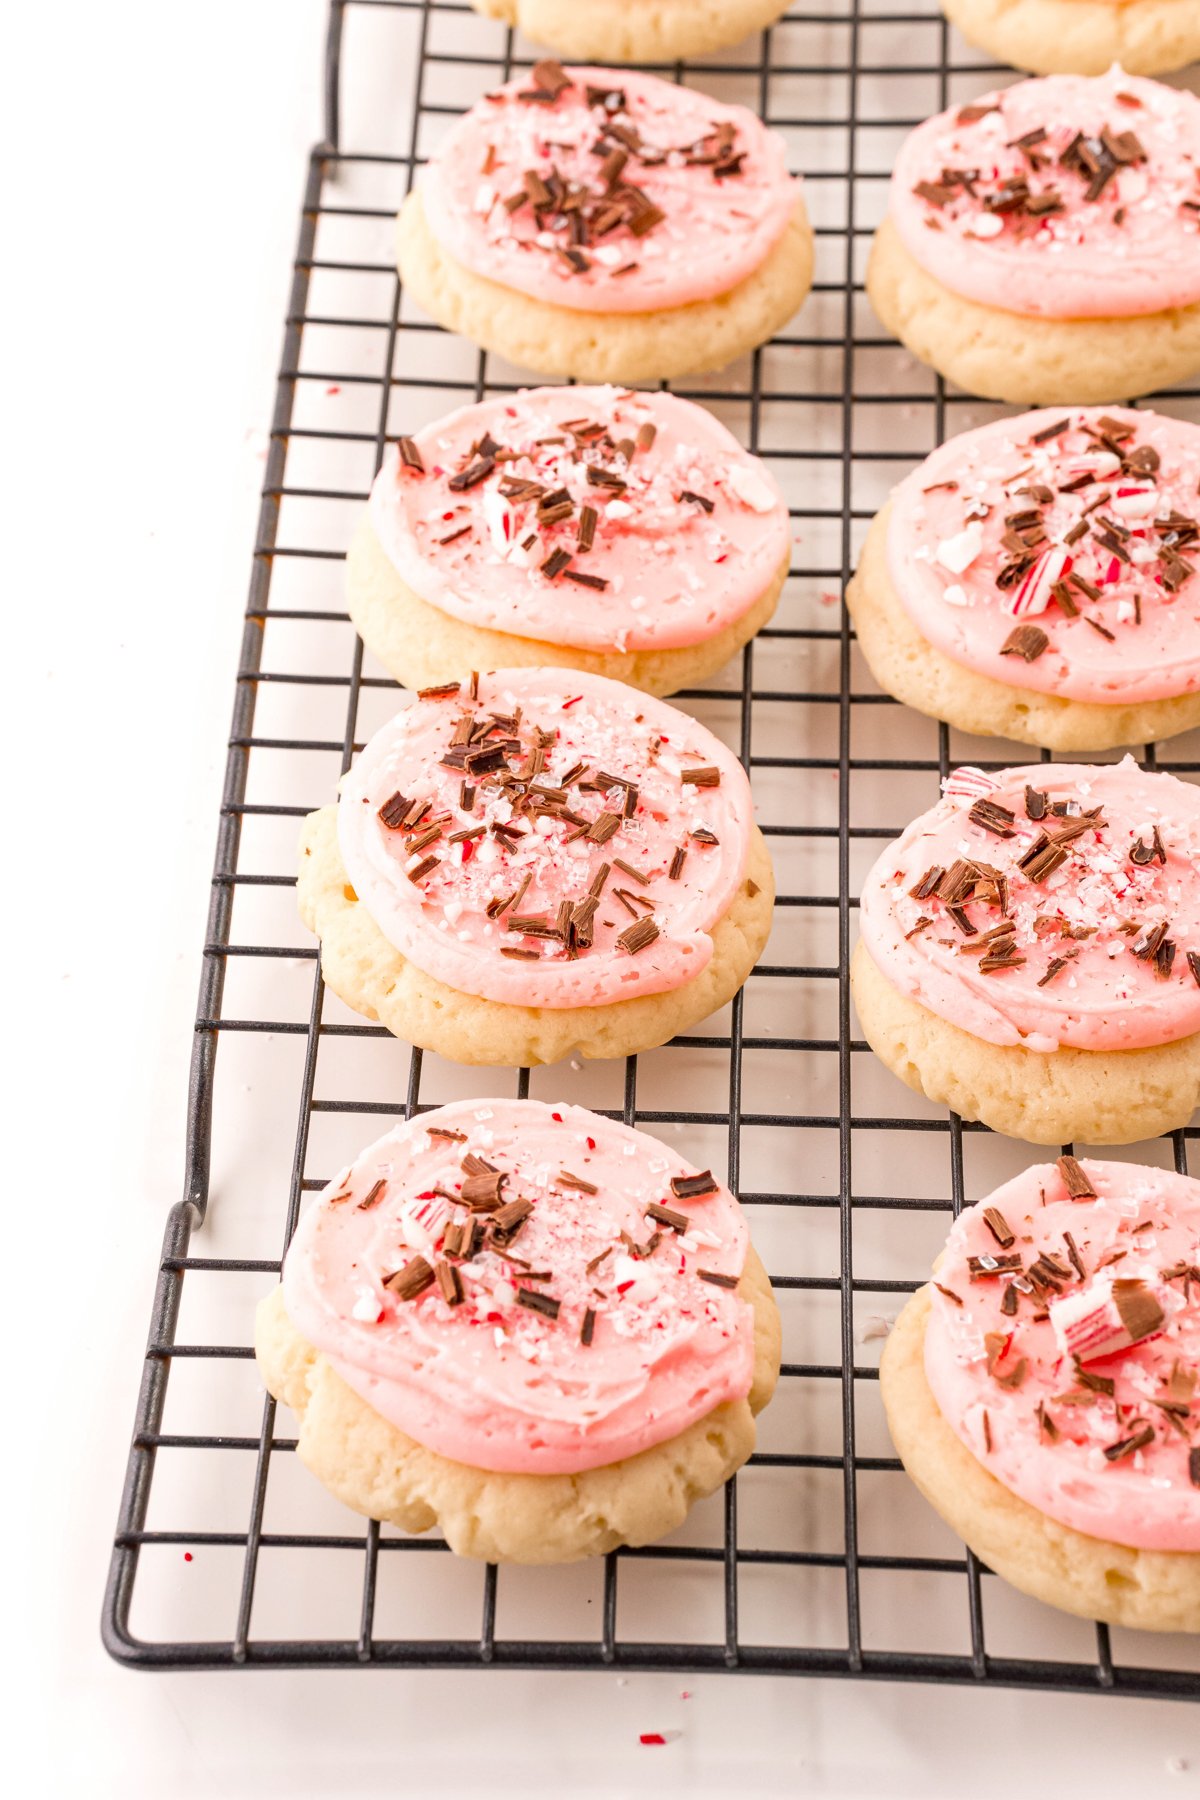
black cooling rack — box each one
[103,0,1200,1694]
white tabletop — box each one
[10,1,1200,1790]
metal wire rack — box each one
[103,0,1200,1694]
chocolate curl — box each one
[1050,1275,1166,1365]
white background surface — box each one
[7,2,1200,1792]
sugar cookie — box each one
[882,1157,1200,1631]
[256,1098,781,1562]
[398,63,812,380]
[853,758,1200,1144]
[354,385,789,697]
[867,70,1200,403]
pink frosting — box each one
[924,1159,1200,1553]
[890,68,1200,319]
[886,406,1200,705]
[419,66,799,314]
[858,757,1200,1053]
[373,386,789,653]
[281,1099,755,1474]
[337,668,755,1008]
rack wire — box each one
[103,0,1200,1693]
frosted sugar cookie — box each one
[846,405,1200,751]
[941,1,1200,79]
[353,385,790,697]
[397,62,812,380]
[470,0,792,60]
[299,668,774,1066]
[882,1157,1200,1630]
[866,69,1200,403]
[852,757,1200,1144]
[256,1098,781,1562]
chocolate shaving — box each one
[680,766,720,787]
[540,547,572,580]
[999,624,1049,662]
[1130,919,1169,962]
[968,797,1017,838]
[910,864,944,902]
[577,504,598,552]
[448,456,495,493]
[521,58,571,101]
[969,1254,1023,1278]
[670,1170,719,1199]
[646,1202,690,1233]
[385,1257,434,1301]
[697,1269,738,1289]
[558,1169,599,1194]
[461,1169,507,1210]
[1030,416,1071,444]
[1016,836,1069,885]
[397,435,425,472]
[580,1306,596,1347]
[617,916,659,955]
[586,811,621,845]
[1111,1276,1166,1344]
[357,1179,386,1211]
[982,1208,1015,1249]
[378,791,412,830]
[435,1261,465,1306]
[1057,1154,1095,1200]
[1104,1422,1155,1463]
[515,1288,561,1320]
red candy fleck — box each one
[183,1552,193,1563]
[639,1734,667,1747]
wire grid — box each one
[102,0,1200,1693]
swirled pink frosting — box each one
[338,668,755,1008]
[373,386,789,653]
[419,65,799,314]
[858,757,1200,1052]
[924,1159,1200,1553]
[886,406,1200,705]
[281,1099,755,1474]
[890,68,1200,319]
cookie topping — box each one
[859,758,1200,1053]
[887,407,1200,708]
[925,1159,1200,1552]
[338,668,755,1011]
[371,385,788,656]
[281,1099,755,1475]
[893,69,1200,320]
[421,65,799,315]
